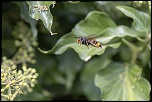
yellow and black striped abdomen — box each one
[88,39,102,48]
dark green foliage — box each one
[2,1,151,101]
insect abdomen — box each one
[88,40,102,48]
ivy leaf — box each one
[73,11,117,37]
[38,26,139,61]
[95,63,151,101]
[116,6,151,34]
[97,25,138,44]
[38,11,140,61]
[38,31,121,61]
[27,1,56,35]
[14,2,38,37]
[38,11,119,61]
[80,57,111,100]
[57,50,83,94]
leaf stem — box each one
[137,37,145,42]
[122,38,139,64]
[122,38,139,52]
[140,33,151,52]
[130,50,138,65]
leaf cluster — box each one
[2,1,151,101]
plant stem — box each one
[130,50,138,65]
[140,33,151,52]
[122,38,139,52]
[137,37,145,42]
[122,38,139,64]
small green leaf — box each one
[116,6,151,33]
[27,1,56,35]
[95,63,151,101]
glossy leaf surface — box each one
[27,1,56,35]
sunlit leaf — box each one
[95,63,151,101]
[38,11,119,61]
[38,25,139,61]
[73,11,117,36]
[27,1,56,35]
[116,6,151,34]
[38,31,121,61]
[38,11,142,61]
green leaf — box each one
[38,25,139,61]
[27,1,56,35]
[139,48,151,67]
[38,11,120,61]
[38,11,141,61]
[41,50,83,94]
[95,63,151,101]
[116,6,151,33]
[81,57,111,100]
[38,31,121,61]
[14,2,38,37]
[74,11,117,36]
[57,50,83,94]
[98,25,138,44]
[119,45,131,62]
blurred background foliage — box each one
[2,1,151,101]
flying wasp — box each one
[76,36,102,50]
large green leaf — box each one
[95,63,151,101]
[116,6,151,34]
[38,11,117,61]
[73,11,117,36]
[38,31,121,61]
[27,1,56,35]
[38,11,141,61]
